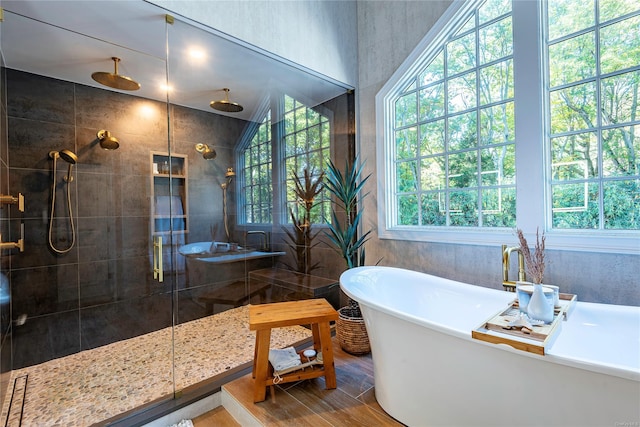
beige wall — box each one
[150,0,358,87]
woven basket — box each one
[336,307,371,355]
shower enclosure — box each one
[0,1,353,424]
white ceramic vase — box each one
[527,283,554,324]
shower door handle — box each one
[153,235,163,282]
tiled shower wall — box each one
[4,69,248,369]
[3,69,350,372]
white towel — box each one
[154,196,184,216]
[268,347,301,371]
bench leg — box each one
[318,321,337,389]
[253,328,271,402]
[311,322,321,351]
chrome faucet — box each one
[246,230,270,252]
[502,244,526,292]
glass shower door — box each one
[0,5,178,424]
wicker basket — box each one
[336,307,371,355]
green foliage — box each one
[393,0,639,230]
[324,156,372,269]
[281,169,324,274]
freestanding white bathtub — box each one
[340,266,640,427]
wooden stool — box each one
[249,298,338,403]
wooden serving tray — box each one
[473,303,564,355]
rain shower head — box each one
[49,149,78,164]
[195,143,217,160]
[210,88,243,113]
[97,130,120,150]
[91,57,141,91]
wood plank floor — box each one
[193,336,405,426]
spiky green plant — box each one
[281,168,324,275]
[324,156,371,269]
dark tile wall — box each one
[4,68,352,372]
[4,69,251,369]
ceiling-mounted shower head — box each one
[195,143,217,160]
[97,130,120,150]
[210,88,243,113]
[91,57,141,91]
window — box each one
[393,0,515,228]
[283,94,332,224]
[377,0,639,252]
[241,111,273,224]
[238,95,333,226]
[546,0,640,230]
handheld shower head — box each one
[221,167,235,190]
[225,167,235,181]
[49,149,78,164]
[49,149,77,183]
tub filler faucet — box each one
[246,230,270,252]
[502,244,526,292]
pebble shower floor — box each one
[0,306,311,426]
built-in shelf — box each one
[150,151,189,235]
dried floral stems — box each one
[516,228,546,284]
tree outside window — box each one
[239,95,333,226]
[386,0,639,235]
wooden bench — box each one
[249,298,338,403]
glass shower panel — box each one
[166,15,354,396]
[1,7,176,424]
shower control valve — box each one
[0,223,25,252]
[0,193,24,212]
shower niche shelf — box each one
[150,151,188,235]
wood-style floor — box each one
[192,336,405,426]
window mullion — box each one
[512,0,546,232]
[272,95,285,228]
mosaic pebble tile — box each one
[0,306,311,426]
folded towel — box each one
[268,347,301,371]
[154,196,184,216]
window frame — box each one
[236,97,273,226]
[236,92,335,230]
[376,0,639,254]
[281,94,334,226]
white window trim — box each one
[236,91,337,231]
[375,0,639,255]
[236,95,273,226]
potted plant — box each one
[516,228,546,285]
[324,155,372,354]
[281,168,324,275]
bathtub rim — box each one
[340,266,640,382]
